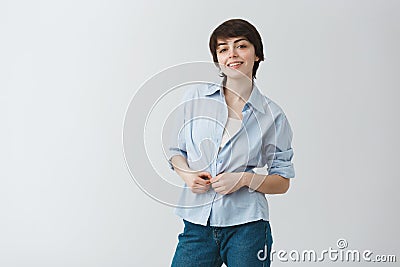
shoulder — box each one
[180,82,213,97]
[253,89,293,136]
[255,89,287,121]
[180,82,220,101]
[266,97,287,118]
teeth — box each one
[228,62,242,67]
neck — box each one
[224,77,253,102]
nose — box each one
[228,46,238,58]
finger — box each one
[213,185,226,194]
[193,183,210,190]
[211,181,222,189]
[192,185,209,193]
[192,188,207,194]
[198,172,212,181]
[194,176,210,186]
[210,174,222,184]
[197,173,211,181]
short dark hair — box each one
[209,19,264,79]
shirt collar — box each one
[203,81,266,114]
[204,82,222,96]
[247,82,267,114]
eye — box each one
[218,48,227,53]
[237,44,247,49]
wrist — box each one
[177,170,194,184]
[240,172,251,188]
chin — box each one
[227,72,252,81]
[223,69,250,80]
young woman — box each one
[167,18,295,267]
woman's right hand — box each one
[183,171,212,194]
[170,155,212,194]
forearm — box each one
[241,172,290,194]
[171,155,211,193]
[170,155,192,180]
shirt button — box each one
[218,160,223,164]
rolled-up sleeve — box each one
[265,114,295,178]
[165,90,190,170]
[167,128,187,171]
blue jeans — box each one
[171,219,273,267]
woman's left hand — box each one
[210,172,246,195]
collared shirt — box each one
[166,81,295,226]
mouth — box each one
[227,61,243,69]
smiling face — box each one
[216,37,259,80]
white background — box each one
[1,0,399,266]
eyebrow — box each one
[217,38,248,47]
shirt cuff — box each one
[167,148,187,170]
[268,149,295,178]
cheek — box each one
[216,54,227,64]
[243,47,257,60]
[243,50,256,61]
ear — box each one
[255,56,259,62]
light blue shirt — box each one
[167,81,295,226]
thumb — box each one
[210,173,222,183]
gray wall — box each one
[1,0,399,266]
